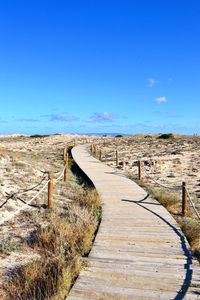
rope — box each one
[0,175,48,209]
[143,166,181,191]
[54,165,66,183]
[94,148,200,219]
[27,180,49,203]
[142,161,200,220]
[185,188,200,220]
[12,174,47,196]
[0,179,50,226]
[0,141,77,225]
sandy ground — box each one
[0,133,199,291]
[0,133,99,290]
[1,133,199,238]
[0,134,98,225]
[93,134,200,213]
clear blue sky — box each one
[0,0,199,135]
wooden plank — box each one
[66,145,200,299]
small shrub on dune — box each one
[157,133,174,139]
[115,135,123,138]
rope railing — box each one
[27,179,50,204]
[186,188,200,220]
[142,166,182,191]
[91,145,200,220]
[54,165,66,183]
[0,179,50,226]
[0,174,48,209]
[10,174,48,196]
[139,161,200,219]
[0,145,73,226]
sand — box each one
[93,134,200,213]
[0,133,199,290]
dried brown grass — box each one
[2,188,101,300]
[136,179,179,210]
[149,188,179,210]
[181,217,200,259]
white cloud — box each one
[155,96,167,104]
[49,114,79,122]
[86,112,117,123]
[147,78,159,88]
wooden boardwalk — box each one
[67,145,200,300]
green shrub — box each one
[158,133,174,139]
[30,134,50,138]
[115,135,123,138]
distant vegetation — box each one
[115,134,123,138]
[30,134,50,138]
[157,133,174,139]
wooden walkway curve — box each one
[67,145,200,300]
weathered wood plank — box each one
[67,145,200,299]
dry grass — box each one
[2,188,102,300]
[0,134,102,299]
[148,188,179,210]
[135,179,180,211]
[75,188,102,217]
[181,217,200,259]
[4,258,63,300]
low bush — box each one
[115,135,123,138]
[158,133,174,139]
[30,135,50,139]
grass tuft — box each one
[181,217,200,258]
[135,180,179,211]
[148,188,179,210]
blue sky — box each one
[0,0,199,135]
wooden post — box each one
[48,173,53,209]
[63,147,67,161]
[94,145,96,156]
[99,150,102,161]
[116,149,118,166]
[64,153,69,182]
[91,144,93,153]
[138,160,142,180]
[182,182,187,216]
